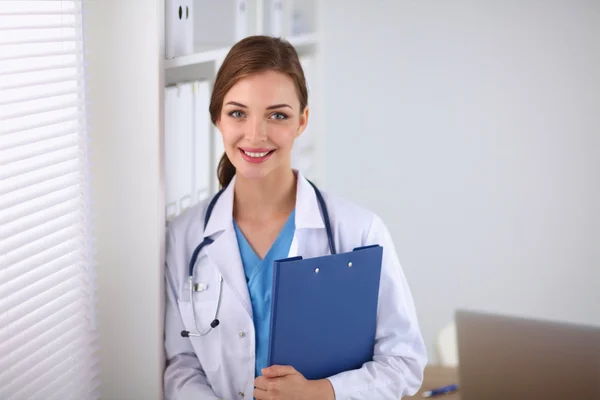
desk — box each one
[405,366,460,399]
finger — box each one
[262,364,297,378]
[254,375,268,390]
[253,387,268,400]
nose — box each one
[244,117,267,143]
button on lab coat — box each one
[164,172,428,399]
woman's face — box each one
[216,70,308,182]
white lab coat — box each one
[164,171,427,400]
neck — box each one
[233,168,297,221]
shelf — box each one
[164,33,318,70]
[287,33,318,49]
[164,44,229,69]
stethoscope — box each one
[181,179,336,338]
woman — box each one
[164,35,427,400]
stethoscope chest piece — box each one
[181,273,223,338]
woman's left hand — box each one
[253,365,335,400]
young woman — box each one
[164,35,427,400]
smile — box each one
[243,150,271,157]
[239,148,275,163]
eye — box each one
[228,110,245,119]
[269,112,288,120]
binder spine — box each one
[267,260,283,365]
[352,244,380,252]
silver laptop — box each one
[455,309,600,400]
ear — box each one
[295,106,310,138]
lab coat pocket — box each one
[177,289,221,372]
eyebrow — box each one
[224,101,293,110]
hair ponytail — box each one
[217,152,236,189]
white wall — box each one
[320,0,600,363]
[85,1,165,398]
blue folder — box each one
[267,244,383,380]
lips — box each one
[239,148,275,164]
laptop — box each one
[455,309,600,400]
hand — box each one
[253,365,335,400]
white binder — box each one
[236,0,249,41]
[193,0,249,45]
[193,80,211,204]
[266,0,284,37]
[178,83,194,214]
[165,0,194,58]
[164,83,194,221]
[164,86,179,221]
[290,0,314,36]
[295,54,315,152]
[291,54,317,177]
[212,125,225,193]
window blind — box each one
[0,1,99,399]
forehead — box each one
[224,70,299,107]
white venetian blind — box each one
[0,1,99,399]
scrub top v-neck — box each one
[233,209,296,378]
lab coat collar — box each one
[203,169,325,237]
[202,177,235,238]
[294,170,326,230]
[201,170,326,318]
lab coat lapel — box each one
[288,234,299,258]
[205,227,252,317]
[202,175,252,318]
[288,172,330,259]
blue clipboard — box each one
[267,244,383,380]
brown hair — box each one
[209,35,309,189]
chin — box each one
[235,165,273,180]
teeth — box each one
[243,150,270,158]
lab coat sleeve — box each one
[326,214,428,399]
[164,226,221,400]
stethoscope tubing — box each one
[182,179,333,338]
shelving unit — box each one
[163,0,324,218]
[164,33,318,70]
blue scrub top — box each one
[233,209,296,378]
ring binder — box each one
[268,245,384,380]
